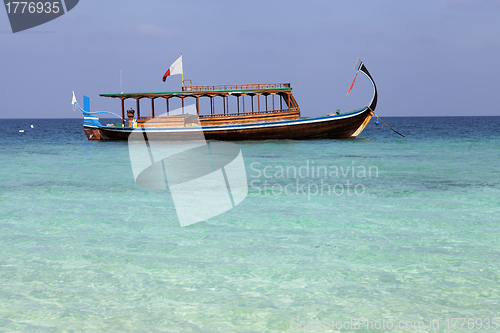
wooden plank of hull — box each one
[137,116,186,128]
[200,109,300,126]
[84,127,128,140]
[203,109,372,140]
[84,109,373,141]
[138,116,184,124]
[84,127,107,140]
[133,110,300,127]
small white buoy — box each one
[19,130,25,133]
[30,125,34,128]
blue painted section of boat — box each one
[83,96,90,113]
[76,95,123,128]
[82,96,102,127]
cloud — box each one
[137,24,177,37]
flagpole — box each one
[181,53,184,115]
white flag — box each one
[162,54,183,81]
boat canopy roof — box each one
[100,83,293,99]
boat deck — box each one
[100,83,300,127]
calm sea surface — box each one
[1,117,499,332]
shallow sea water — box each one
[0,117,499,332]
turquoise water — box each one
[1,117,499,332]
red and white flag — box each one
[347,72,358,96]
[162,54,183,82]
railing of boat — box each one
[199,108,299,118]
[182,83,291,92]
[136,108,300,121]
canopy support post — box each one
[121,98,125,126]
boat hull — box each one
[83,108,373,141]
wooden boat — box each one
[75,62,377,140]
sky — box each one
[1,0,500,118]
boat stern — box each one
[83,126,106,140]
[76,94,112,140]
